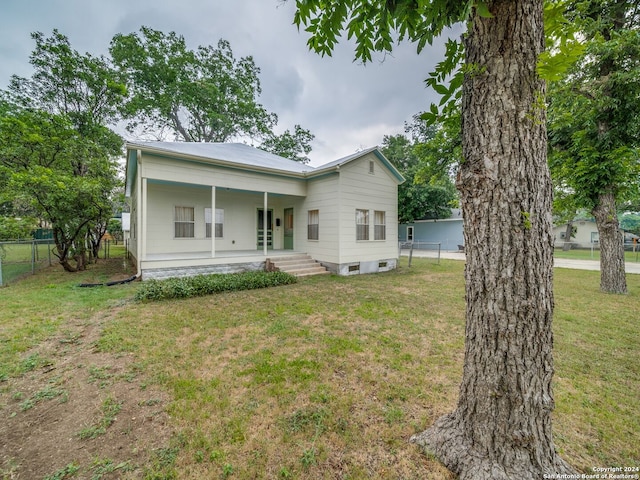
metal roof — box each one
[125,141,404,193]
[126,141,316,174]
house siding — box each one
[398,219,465,252]
[141,153,307,197]
[337,153,399,266]
[300,173,341,264]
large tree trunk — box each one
[592,191,627,294]
[562,220,574,251]
[411,1,574,478]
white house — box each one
[124,141,404,280]
[553,219,600,248]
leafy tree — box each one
[260,124,315,164]
[107,218,123,244]
[293,1,575,478]
[0,107,119,272]
[381,133,457,223]
[620,213,640,236]
[7,30,126,133]
[548,0,640,293]
[0,216,37,241]
[2,30,125,270]
[110,27,314,162]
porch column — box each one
[211,186,216,258]
[263,191,268,256]
[141,177,148,261]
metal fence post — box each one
[0,254,3,287]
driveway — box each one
[401,249,640,275]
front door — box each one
[284,208,294,250]
[257,209,273,248]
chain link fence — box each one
[0,239,54,286]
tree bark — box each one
[411,1,575,478]
[562,221,573,251]
[592,191,627,294]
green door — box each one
[284,208,294,250]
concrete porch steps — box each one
[267,254,330,277]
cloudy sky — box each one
[0,0,460,166]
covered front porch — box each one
[139,249,307,281]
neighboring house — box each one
[124,141,404,280]
[121,213,130,243]
[553,219,601,248]
[398,209,464,252]
[554,219,639,249]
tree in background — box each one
[381,126,457,223]
[548,0,640,293]
[260,124,315,164]
[0,216,38,241]
[107,218,123,244]
[110,27,314,162]
[7,30,126,135]
[2,30,124,271]
[0,107,119,271]
[293,0,575,478]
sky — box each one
[0,0,461,166]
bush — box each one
[135,271,297,301]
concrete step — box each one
[267,255,329,277]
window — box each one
[356,209,369,240]
[369,161,375,174]
[374,210,386,240]
[174,206,194,238]
[407,226,414,242]
[308,209,319,240]
[205,208,224,238]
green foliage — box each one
[107,218,123,242]
[77,396,122,439]
[620,213,640,235]
[135,271,297,301]
[7,30,126,130]
[548,0,640,211]
[538,0,586,81]
[1,30,124,272]
[42,462,80,480]
[0,216,37,240]
[110,26,314,157]
[260,124,315,163]
[381,118,459,223]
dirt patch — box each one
[0,307,174,479]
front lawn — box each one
[1,255,638,478]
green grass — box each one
[0,246,136,380]
[554,247,640,262]
[1,254,639,477]
[77,395,122,439]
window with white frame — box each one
[407,226,414,242]
[308,209,319,240]
[374,210,386,240]
[356,209,369,240]
[174,206,195,238]
[205,208,224,238]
